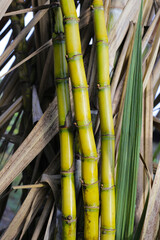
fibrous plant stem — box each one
[52,5,76,239]
[92,0,115,239]
[60,0,99,238]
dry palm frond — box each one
[108,0,141,69]
[0,98,58,195]
[0,0,13,20]
[141,160,160,239]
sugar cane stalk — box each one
[52,5,76,239]
[59,0,99,238]
[92,0,115,239]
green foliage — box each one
[7,174,22,213]
[153,142,160,161]
[133,187,149,240]
[116,2,143,239]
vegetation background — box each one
[0,0,160,239]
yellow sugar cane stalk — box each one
[60,0,99,238]
[92,0,115,239]
[52,6,76,239]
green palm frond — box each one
[116,2,143,239]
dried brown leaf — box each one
[0,97,58,195]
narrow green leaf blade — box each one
[116,1,143,239]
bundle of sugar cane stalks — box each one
[57,0,115,238]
